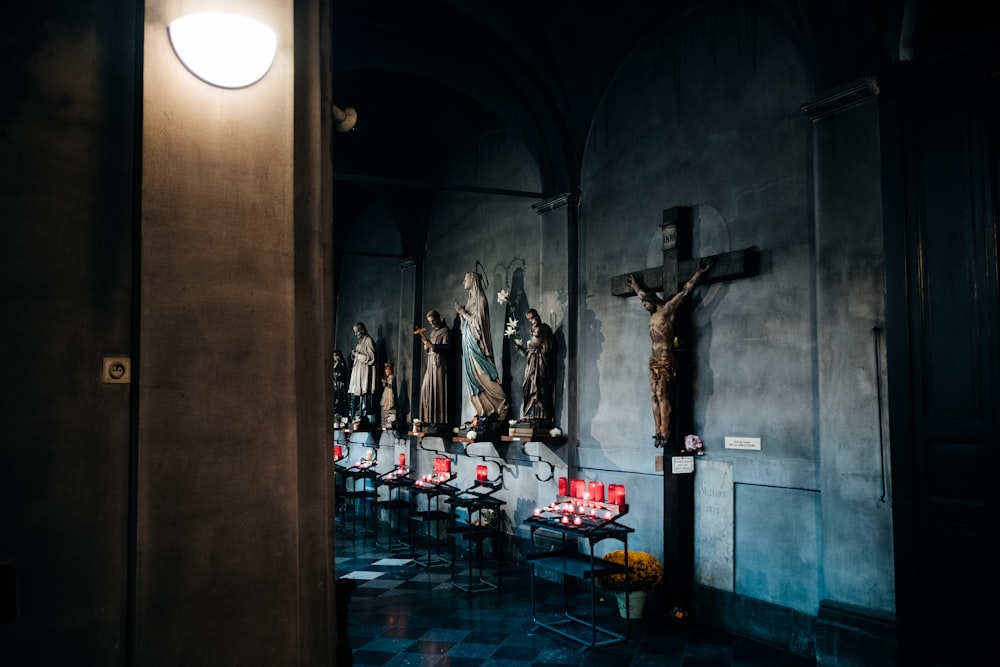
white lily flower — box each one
[497,288,509,304]
[504,316,519,338]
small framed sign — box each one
[724,436,761,451]
[662,224,677,251]
[671,456,695,474]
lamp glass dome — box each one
[168,13,277,88]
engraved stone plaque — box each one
[694,459,734,590]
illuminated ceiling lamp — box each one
[168,13,277,88]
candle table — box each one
[523,497,634,648]
[336,461,380,537]
[445,479,506,593]
[407,473,458,567]
[373,467,415,551]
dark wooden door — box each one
[881,52,1000,666]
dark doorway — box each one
[881,47,1000,666]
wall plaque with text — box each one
[724,436,761,450]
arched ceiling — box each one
[330,0,707,258]
[331,0,710,192]
[331,0,991,258]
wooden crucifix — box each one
[611,205,759,620]
[611,206,759,446]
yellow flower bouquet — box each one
[596,550,663,592]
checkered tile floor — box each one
[335,519,815,667]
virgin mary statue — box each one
[454,271,509,422]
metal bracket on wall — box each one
[519,441,555,482]
[417,435,458,463]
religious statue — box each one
[626,260,712,446]
[381,361,397,430]
[513,308,556,427]
[348,321,377,422]
[415,309,452,428]
[331,349,348,418]
[455,271,510,424]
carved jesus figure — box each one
[626,260,712,446]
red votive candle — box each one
[442,457,451,473]
[399,453,406,468]
[476,464,488,481]
[570,478,584,498]
[334,445,343,460]
[611,484,626,506]
[588,481,604,503]
[557,476,568,496]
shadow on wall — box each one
[449,314,463,425]
[578,305,605,445]
[553,326,565,423]
[495,261,526,416]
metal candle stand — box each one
[524,498,634,648]
[336,458,380,537]
[407,473,458,567]
[373,466,415,551]
[446,479,506,593]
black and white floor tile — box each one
[335,516,815,667]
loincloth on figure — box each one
[648,355,678,384]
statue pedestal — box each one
[419,423,452,437]
[510,421,555,439]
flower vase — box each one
[615,590,647,619]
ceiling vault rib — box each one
[333,172,546,199]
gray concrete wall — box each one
[334,4,896,637]
[371,0,893,632]
[2,0,336,663]
[583,3,894,627]
[336,202,411,417]
[0,0,904,661]
[579,5,821,606]
[424,130,552,542]
[135,1,333,664]
[809,86,895,614]
[334,128,559,539]
[0,2,136,662]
